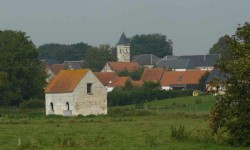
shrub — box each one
[171,125,189,141]
[108,89,193,106]
[20,99,44,109]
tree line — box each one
[38,33,173,71]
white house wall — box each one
[161,86,172,90]
[45,92,76,115]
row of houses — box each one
[44,32,225,116]
[96,68,208,91]
[42,53,219,82]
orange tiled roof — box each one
[50,64,64,75]
[94,72,118,86]
[107,77,131,87]
[140,68,165,82]
[108,62,139,72]
[45,69,89,93]
[161,70,208,86]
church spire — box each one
[117,32,129,46]
[116,32,130,62]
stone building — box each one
[45,69,107,116]
[117,32,130,62]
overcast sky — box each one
[1,0,249,55]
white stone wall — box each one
[161,86,172,91]
[173,69,186,71]
[74,71,107,116]
[45,92,76,115]
[45,70,107,116]
[196,66,214,71]
[117,45,130,62]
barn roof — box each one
[205,68,231,84]
[94,72,118,86]
[45,69,89,93]
[156,58,194,69]
[63,60,83,70]
[107,77,131,87]
[50,64,64,75]
[107,62,139,72]
[140,68,165,82]
[161,70,208,86]
[131,54,160,66]
[178,54,220,68]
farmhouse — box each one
[161,70,208,90]
[45,69,107,116]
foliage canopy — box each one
[209,35,231,58]
[38,42,91,63]
[130,33,173,58]
[0,30,46,106]
[210,22,250,146]
[83,45,117,72]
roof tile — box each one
[141,68,165,82]
[45,69,89,93]
[161,70,208,86]
[108,62,139,72]
[94,72,118,86]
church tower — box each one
[117,32,130,62]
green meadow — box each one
[0,96,248,150]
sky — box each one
[1,0,250,56]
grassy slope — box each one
[0,96,247,149]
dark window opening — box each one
[66,102,69,110]
[87,83,92,94]
[50,102,54,111]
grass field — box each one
[0,96,248,150]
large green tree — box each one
[0,30,46,106]
[83,45,117,71]
[210,23,250,146]
[38,42,91,63]
[130,33,173,58]
[209,35,231,58]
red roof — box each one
[108,62,139,72]
[45,69,89,93]
[107,77,131,87]
[161,70,208,86]
[94,72,117,86]
[140,68,165,82]
[50,64,64,75]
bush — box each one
[171,125,189,141]
[108,88,193,106]
[20,99,44,109]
